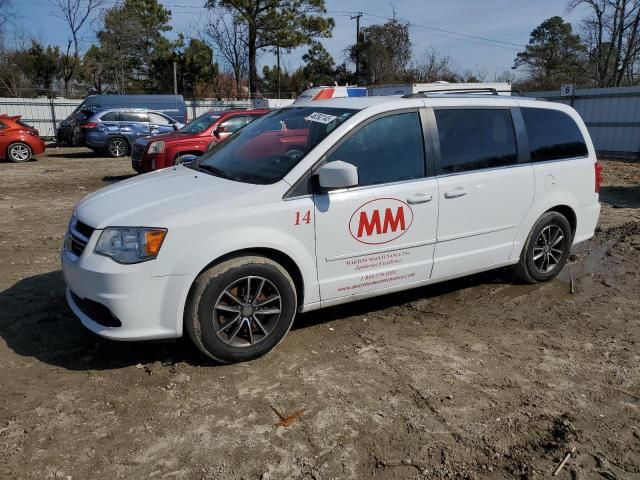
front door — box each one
[313,110,439,301]
[430,108,534,278]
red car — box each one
[0,114,46,163]
[132,109,268,173]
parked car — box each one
[80,109,183,158]
[0,114,46,163]
[131,109,267,173]
[57,94,187,146]
[62,95,601,363]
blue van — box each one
[57,94,187,146]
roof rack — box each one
[402,87,500,98]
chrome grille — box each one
[66,219,95,258]
[131,144,145,162]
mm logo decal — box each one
[349,198,413,245]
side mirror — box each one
[214,125,227,137]
[172,123,178,131]
[318,161,358,190]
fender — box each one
[150,194,320,306]
[510,190,581,260]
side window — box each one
[521,107,588,162]
[149,113,172,125]
[326,112,425,187]
[434,109,518,175]
[121,112,149,123]
[0,120,7,130]
[220,116,249,133]
[100,112,120,122]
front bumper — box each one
[61,241,194,341]
[134,152,164,173]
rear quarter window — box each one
[521,107,588,162]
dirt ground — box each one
[0,148,639,480]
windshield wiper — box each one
[197,164,232,179]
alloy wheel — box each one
[9,144,30,162]
[213,276,282,347]
[532,224,565,274]
[109,139,127,157]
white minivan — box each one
[61,94,602,363]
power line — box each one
[329,10,526,51]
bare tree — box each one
[0,27,30,96]
[409,48,457,82]
[203,10,248,99]
[52,0,105,95]
[569,0,640,86]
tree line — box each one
[0,0,638,99]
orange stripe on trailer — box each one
[313,88,335,100]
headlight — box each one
[95,227,167,264]
[148,141,165,154]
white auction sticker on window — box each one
[305,112,337,124]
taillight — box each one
[594,161,603,193]
[80,121,98,129]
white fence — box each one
[0,97,295,139]
[526,86,640,159]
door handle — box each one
[444,188,467,199]
[407,193,433,205]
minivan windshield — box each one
[193,107,358,184]
[180,113,221,134]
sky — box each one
[11,0,588,82]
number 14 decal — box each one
[294,210,312,225]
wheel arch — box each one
[509,192,580,260]
[6,140,32,161]
[174,150,205,161]
[545,204,577,240]
[189,247,306,309]
[107,135,130,151]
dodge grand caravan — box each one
[61,95,601,363]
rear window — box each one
[434,109,518,175]
[521,108,588,162]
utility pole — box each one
[173,61,178,95]
[350,12,363,81]
[276,44,281,98]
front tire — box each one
[514,211,572,283]
[107,137,129,158]
[185,256,297,363]
[7,142,32,163]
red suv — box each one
[0,114,46,163]
[131,109,268,173]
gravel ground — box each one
[0,149,639,480]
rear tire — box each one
[514,211,572,283]
[7,142,32,163]
[185,256,297,363]
[107,137,129,158]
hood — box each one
[135,131,192,146]
[75,165,258,228]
